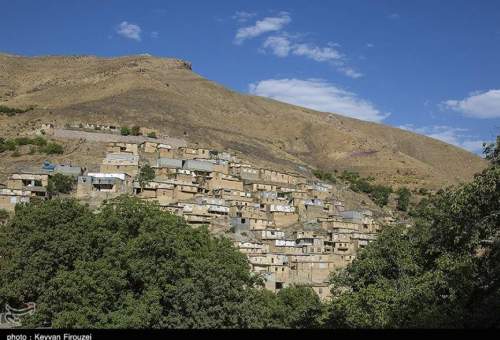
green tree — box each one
[40,142,64,155]
[351,179,372,193]
[4,139,17,151]
[370,185,392,207]
[483,136,500,165]
[32,136,47,147]
[326,136,500,328]
[137,164,155,188]
[396,187,411,212]
[147,131,157,139]
[0,197,282,329]
[313,170,336,183]
[274,286,324,328]
[47,174,75,195]
[120,127,131,136]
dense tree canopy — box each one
[396,187,411,212]
[339,171,392,207]
[0,197,257,328]
[326,139,500,328]
[47,174,75,195]
[0,197,323,328]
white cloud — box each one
[235,13,362,79]
[262,36,291,57]
[116,21,142,41]
[232,11,257,23]
[249,78,389,122]
[234,12,291,44]
[399,124,487,154]
[151,31,159,39]
[291,43,343,62]
[388,13,400,20]
[443,89,500,119]
[338,66,363,79]
[366,43,375,48]
[261,36,363,79]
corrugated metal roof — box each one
[157,158,183,168]
[105,153,139,162]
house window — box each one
[275,282,283,290]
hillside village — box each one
[0,124,401,300]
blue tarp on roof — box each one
[42,161,56,171]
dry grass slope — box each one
[0,53,487,189]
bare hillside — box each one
[0,53,487,189]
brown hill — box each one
[0,53,487,189]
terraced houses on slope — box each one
[0,138,387,300]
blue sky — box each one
[1,0,499,154]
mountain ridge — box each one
[0,53,487,189]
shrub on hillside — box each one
[131,126,141,136]
[40,142,63,155]
[313,170,336,183]
[14,137,33,146]
[32,136,47,147]
[396,187,411,211]
[120,127,131,136]
[0,105,34,115]
[47,174,75,195]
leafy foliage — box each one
[326,139,500,328]
[0,209,10,224]
[14,137,33,146]
[1,137,498,329]
[137,164,155,187]
[147,132,157,139]
[40,142,64,155]
[48,174,75,195]
[0,197,325,328]
[33,136,47,146]
[131,126,141,136]
[340,170,392,207]
[274,286,324,328]
[483,136,500,166]
[0,136,48,154]
[0,105,34,116]
[396,187,411,212]
[369,185,392,207]
[0,138,17,153]
[313,170,336,183]
[120,127,131,136]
